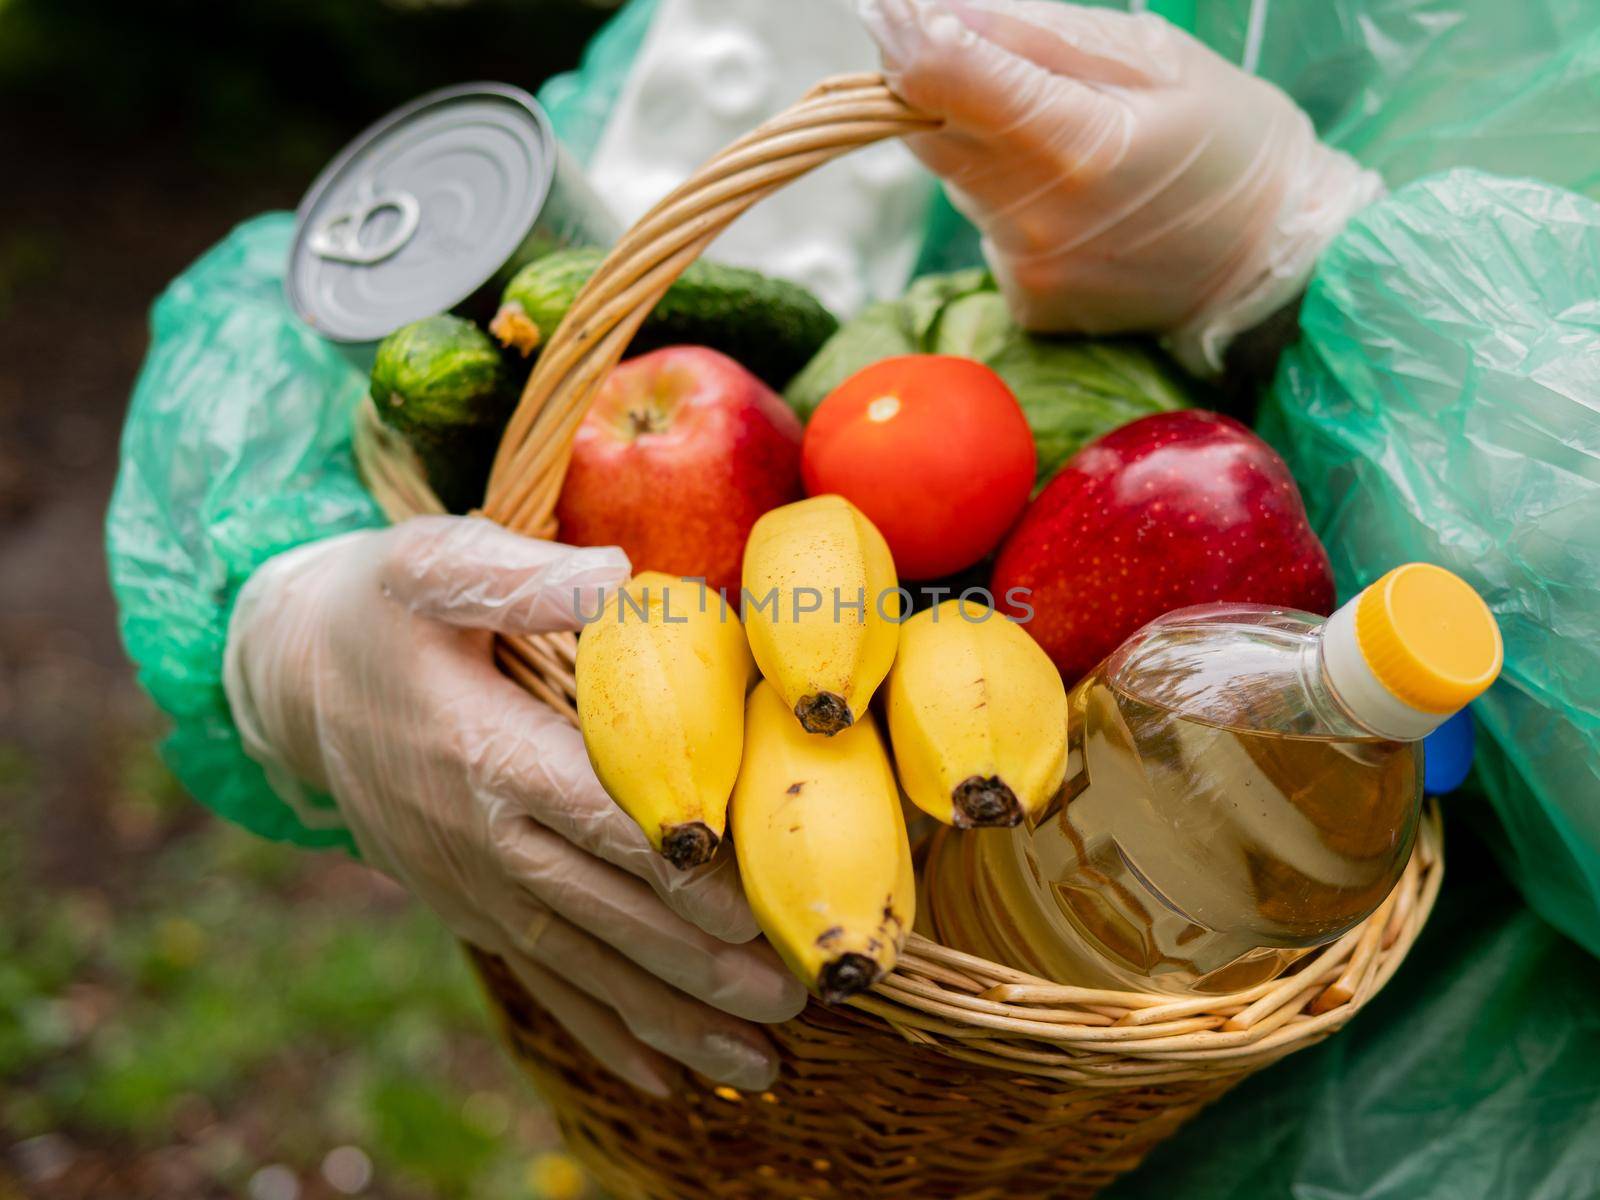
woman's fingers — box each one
[638,845,763,946]
[510,907,783,1092]
[860,0,1106,135]
[466,690,763,944]
[381,515,629,636]
[500,951,675,1099]
[947,0,1174,87]
[497,817,807,1023]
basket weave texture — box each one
[354,74,1444,1199]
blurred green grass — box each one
[0,732,591,1199]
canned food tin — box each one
[287,81,617,345]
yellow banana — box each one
[731,681,915,1002]
[576,572,752,868]
[741,494,900,735]
[887,598,1069,828]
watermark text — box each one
[573,581,1034,625]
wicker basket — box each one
[353,73,1444,1199]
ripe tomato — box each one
[802,355,1036,579]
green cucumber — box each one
[489,247,837,390]
[371,315,514,439]
[370,315,516,512]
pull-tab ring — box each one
[308,186,421,265]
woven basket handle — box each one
[480,73,936,538]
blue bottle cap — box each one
[1422,708,1476,795]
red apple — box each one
[992,410,1334,682]
[557,346,803,597]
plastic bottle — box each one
[924,563,1503,996]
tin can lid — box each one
[288,82,555,343]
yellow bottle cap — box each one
[1354,563,1503,714]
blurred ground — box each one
[0,3,615,1196]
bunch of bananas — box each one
[576,495,1068,1004]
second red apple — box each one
[993,410,1334,683]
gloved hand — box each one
[859,0,1384,373]
[224,515,807,1095]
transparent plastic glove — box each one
[223,516,807,1095]
[858,0,1384,373]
